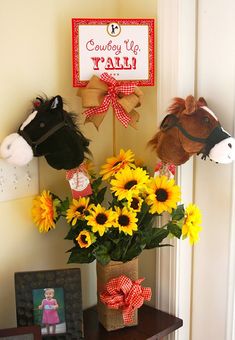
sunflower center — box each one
[77,206,85,214]
[155,188,168,202]
[124,180,137,190]
[118,215,130,226]
[131,198,139,210]
[80,234,88,244]
[96,213,108,225]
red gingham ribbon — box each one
[84,73,136,128]
[100,274,152,324]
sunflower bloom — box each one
[32,190,60,233]
[110,167,149,201]
[100,149,135,180]
[66,197,90,226]
[76,230,95,248]
[114,206,138,236]
[146,176,181,214]
[85,204,116,236]
[182,204,202,245]
[127,194,143,212]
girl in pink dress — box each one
[38,288,60,334]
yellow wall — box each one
[0,0,157,328]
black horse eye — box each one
[40,122,45,128]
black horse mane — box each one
[31,95,91,169]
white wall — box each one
[192,0,235,339]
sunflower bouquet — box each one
[32,149,202,265]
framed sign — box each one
[72,18,155,87]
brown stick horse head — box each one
[149,95,235,165]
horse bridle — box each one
[18,111,76,156]
[160,114,230,159]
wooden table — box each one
[83,304,183,339]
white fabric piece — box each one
[0,133,33,166]
[209,137,235,164]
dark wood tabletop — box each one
[83,304,183,339]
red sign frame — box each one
[72,18,155,87]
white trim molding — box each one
[226,89,235,340]
[156,0,197,339]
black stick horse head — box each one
[0,95,90,170]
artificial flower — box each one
[110,166,149,200]
[127,194,144,212]
[66,197,90,226]
[146,176,181,214]
[100,149,135,180]
[32,190,60,233]
[86,204,116,236]
[114,206,138,236]
[76,230,95,248]
[182,204,202,245]
[32,149,202,265]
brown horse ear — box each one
[197,97,208,107]
[185,95,197,114]
[160,114,178,131]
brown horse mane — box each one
[167,97,186,115]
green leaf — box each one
[145,228,169,249]
[64,220,87,240]
[110,238,130,261]
[67,246,95,264]
[171,204,185,221]
[59,197,70,213]
[64,227,79,240]
[97,186,107,204]
[95,244,111,265]
[122,241,144,262]
[167,222,182,239]
[92,176,102,192]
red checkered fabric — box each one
[100,274,152,324]
[84,73,136,128]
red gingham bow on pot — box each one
[100,274,152,324]
[77,73,143,129]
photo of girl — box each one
[33,287,66,335]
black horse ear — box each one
[50,95,63,110]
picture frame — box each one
[0,325,42,340]
[15,268,83,340]
[72,18,155,87]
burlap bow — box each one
[77,73,143,129]
[100,274,151,324]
